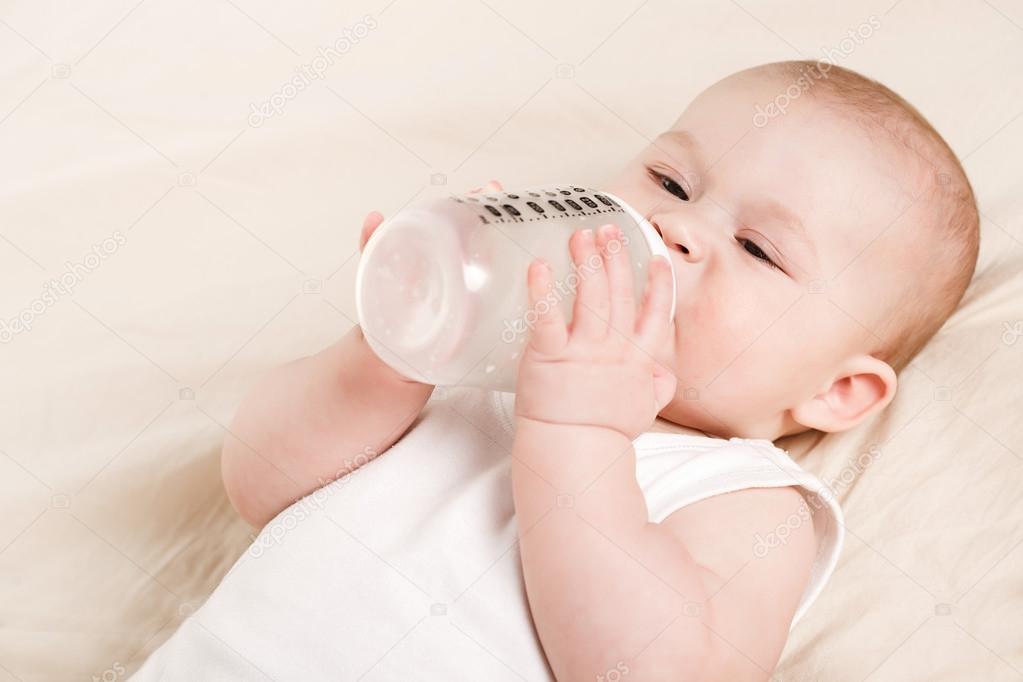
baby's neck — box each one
[648,417,713,439]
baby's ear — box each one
[788,355,898,434]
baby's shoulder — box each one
[657,484,816,571]
[636,431,843,627]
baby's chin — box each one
[649,410,712,437]
[653,388,704,434]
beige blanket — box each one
[0,1,1020,679]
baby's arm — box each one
[510,225,814,679]
[221,212,432,528]
[512,421,815,680]
[222,181,504,528]
[221,325,433,528]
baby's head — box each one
[602,60,979,440]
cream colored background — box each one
[0,1,1021,680]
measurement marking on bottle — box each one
[463,187,625,225]
[476,209,622,224]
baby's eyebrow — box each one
[755,199,820,272]
[655,130,706,169]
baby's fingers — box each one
[525,258,568,355]
[597,224,636,336]
[634,256,674,352]
[469,180,503,194]
[359,211,385,252]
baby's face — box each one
[602,71,913,438]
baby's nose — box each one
[651,218,701,261]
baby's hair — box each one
[758,60,980,375]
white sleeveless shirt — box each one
[133,387,843,681]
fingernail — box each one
[581,228,594,239]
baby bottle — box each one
[355,185,676,392]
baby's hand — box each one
[513,224,676,441]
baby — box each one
[138,60,978,681]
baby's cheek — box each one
[674,300,736,382]
[694,290,750,349]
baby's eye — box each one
[737,237,781,270]
[648,170,690,201]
